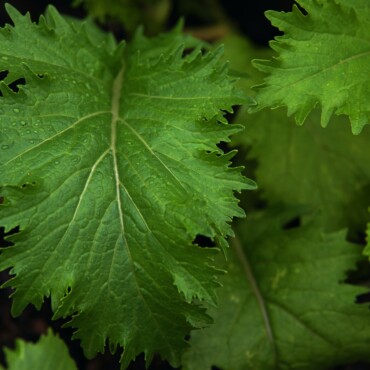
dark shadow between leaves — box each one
[192,234,215,248]
[282,216,301,230]
[7,77,25,93]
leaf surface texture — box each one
[234,107,370,231]
[0,6,252,367]
[183,212,370,370]
[252,0,370,133]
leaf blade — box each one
[0,6,253,367]
[183,211,370,370]
[3,330,77,370]
[252,0,370,133]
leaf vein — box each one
[2,111,110,166]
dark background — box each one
[0,1,369,369]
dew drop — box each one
[1,56,8,60]
[13,108,20,113]
[29,140,35,144]
[20,121,27,126]
[1,144,9,150]
[54,160,60,165]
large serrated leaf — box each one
[183,211,370,370]
[252,0,370,134]
[0,5,254,368]
[234,106,370,232]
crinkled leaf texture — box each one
[252,0,370,134]
[234,107,370,232]
[1,330,77,370]
[0,5,253,368]
[183,211,370,370]
[228,36,370,232]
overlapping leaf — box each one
[234,107,370,232]
[0,5,253,368]
[73,0,170,34]
[1,330,77,370]
[225,35,370,232]
[252,0,370,134]
[183,211,370,370]
[217,33,273,94]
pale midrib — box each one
[230,236,277,360]
[111,67,125,233]
[277,49,370,92]
[128,92,213,101]
[109,67,175,354]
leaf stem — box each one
[230,235,276,351]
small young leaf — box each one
[2,330,77,370]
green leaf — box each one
[216,33,273,95]
[363,209,370,257]
[252,0,370,134]
[234,107,370,232]
[183,210,370,370]
[73,0,171,34]
[2,329,77,370]
[0,5,253,368]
